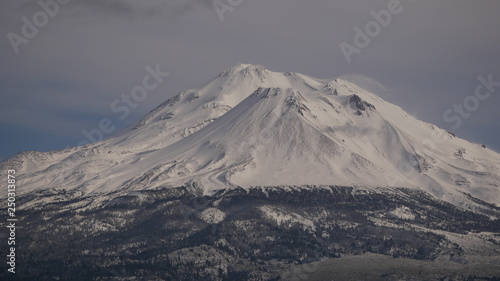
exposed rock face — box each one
[348,94,376,114]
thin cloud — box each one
[339,73,388,95]
[70,0,214,19]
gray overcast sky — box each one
[1,0,499,160]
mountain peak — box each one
[219,63,269,79]
[232,63,265,69]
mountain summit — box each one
[2,64,500,211]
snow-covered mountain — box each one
[2,64,500,211]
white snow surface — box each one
[2,64,500,209]
[198,208,226,224]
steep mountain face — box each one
[2,64,499,212]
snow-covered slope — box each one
[105,64,322,151]
[2,64,499,211]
